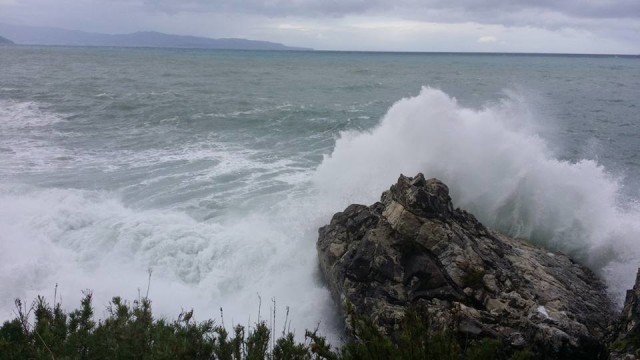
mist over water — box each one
[0,48,639,336]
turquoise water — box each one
[1,47,639,335]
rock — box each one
[610,269,640,359]
[318,173,615,359]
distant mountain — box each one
[0,35,15,45]
[0,23,311,51]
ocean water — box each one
[1,47,639,336]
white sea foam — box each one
[0,100,337,335]
[0,100,75,174]
[315,86,640,302]
[0,183,337,337]
[0,100,63,128]
[1,87,638,344]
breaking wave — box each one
[2,86,639,341]
[315,87,640,302]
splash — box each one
[1,86,638,340]
[0,100,338,337]
[315,87,640,302]
[0,183,338,336]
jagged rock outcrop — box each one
[610,269,640,359]
[318,173,615,359]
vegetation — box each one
[611,336,640,353]
[0,292,533,360]
[461,268,485,290]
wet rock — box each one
[610,269,640,359]
[318,173,615,359]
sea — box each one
[1,46,639,337]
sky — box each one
[0,0,639,54]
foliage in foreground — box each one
[0,293,533,360]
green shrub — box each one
[0,293,532,360]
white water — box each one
[0,182,341,335]
[1,87,639,339]
[0,100,339,335]
[316,87,640,302]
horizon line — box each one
[4,43,639,57]
[1,22,639,57]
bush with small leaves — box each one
[0,293,536,360]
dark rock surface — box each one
[318,173,616,359]
[610,269,640,359]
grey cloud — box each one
[2,0,637,53]
[144,0,375,16]
[142,0,640,21]
[8,0,638,32]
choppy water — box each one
[1,47,639,335]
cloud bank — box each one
[0,0,638,53]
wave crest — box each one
[314,86,640,302]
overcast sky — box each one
[0,0,638,54]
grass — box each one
[0,292,534,360]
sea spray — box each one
[315,86,640,302]
[1,85,638,345]
[0,102,340,339]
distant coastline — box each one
[0,23,310,51]
[3,23,637,56]
[0,35,14,45]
